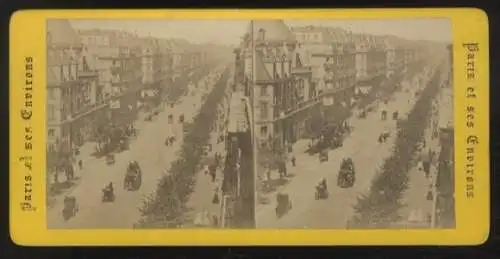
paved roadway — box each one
[256,62,441,228]
[47,64,228,229]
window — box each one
[60,65,64,82]
[259,101,269,120]
[260,86,267,96]
[48,144,56,152]
[47,104,56,120]
[260,126,268,136]
[296,53,302,67]
[48,128,55,137]
[83,56,89,71]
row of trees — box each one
[135,67,231,228]
[349,62,442,228]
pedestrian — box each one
[210,167,216,182]
[426,185,433,201]
[78,159,83,170]
[291,156,296,167]
[281,161,288,177]
[423,160,430,178]
[212,188,219,204]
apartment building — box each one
[353,34,387,95]
[78,29,143,129]
[239,20,315,147]
[46,20,101,154]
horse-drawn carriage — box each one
[381,110,388,120]
[118,138,129,151]
[358,109,367,118]
[319,149,329,162]
[337,158,355,188]
[102,182,115,202]
[392,111,399,120]
[275,193,292,218]
[124,161,142,191]
[106,153,115,165]
[315,179,329,200]
[62,196,78,221]
[307,138,326,155]
[378,130,391,143]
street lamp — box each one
[279,111,286,150]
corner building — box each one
[46,20,101,155]
[239,20,314,148]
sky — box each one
[70,18,451,46]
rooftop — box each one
[47,19,82,48]
[244,20,297,43]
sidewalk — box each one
[398,125,439,228]
[184,132,226,227]
[182,70,229,227]
[397,73,442,228]
[47,68,217,205]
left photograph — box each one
[45,19,255,229]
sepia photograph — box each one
[45,18,454,230]
[249,19,454,229]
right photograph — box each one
[235,19,454,229]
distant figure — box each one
[212,188,220,204]
[78,159,83,170]
[291,156,296,167]
[209,164,217,182]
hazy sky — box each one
[70,19,451,46]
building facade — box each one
[46,20,101,155]
[319,39,357,127]
[383,38,397,78]
[239,20,315,148]
[141,37,164,111]
[78,29,143,137]
[354,35,387,97]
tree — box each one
[138,67,230,228]
[306,110,324,139]
[350,64,441,228]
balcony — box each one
[274,97,320,121]
[58,100,109,125]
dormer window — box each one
[258,29,266,41]
[296,53,302,67]
[82,56,89,71]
